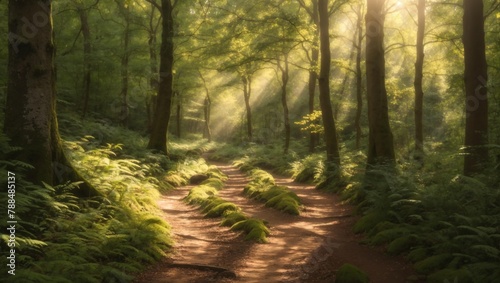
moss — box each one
[353,211,387,234]
[335,264,369,283]
[414,254,453,274]
[205,202,239,218]
[220,211,248,227]
[231,218,270,243]
[200,177,225,190]
[427,268,473,283]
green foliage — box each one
[345,164,500,282]
[414,254,453,274]
[242,169,302,215]
[290,153,325,183]
[334,263,369,283]
[183,168,269,243]
[0,135,172,282]
[230,218,270,243]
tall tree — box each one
[318,0,341,174]
[277,53,291,154]
[414,0,425,165]
[77,3,92,119]
[115,0,131,126]
[5,0,96,196]
[298,0,321,153]
[199,71,212,142]
[365,0,395,168]
[148,0,175,153]
[354,3,364,150]
[463,0,489,175]
[241,71,253,141]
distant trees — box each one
[462,0,489,176]
[414,0,425,165]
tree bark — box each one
[278,54,291,154]
[242,75,253,141]
[308,0,320,153]
[355,4,363,150]
[414,0,425,165]
[119,4,130,127]
[79,8,92,119]
[176,91,182,138]
[5,0,97,196]
[148,0,175,153]
[463,0,488,176]
[147,4,159,133]
[318,0,341,174]
[365,0,395,168]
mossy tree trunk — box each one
[5,0,97,196]
[148,0,175,154]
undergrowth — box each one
[347,165,500,283]
[184,166,270,243]
[235,161,303,216]
[0,135,172,282]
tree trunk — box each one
[176,91,182,138]
[148,0,175,154]
[147,5,159,133]
[278,54,291,154]
[463,0,489,176]
[365,0,395,168]
[308,0,320,153]
[79,8,92,119]
[414,0,425,165]
[120,6,130,127]
[242,75,253,141]
[318,0,341,174]
[5,0,97,196]
[355,4,363,150]
[199,72,212,141]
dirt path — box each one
[135,162,420,283]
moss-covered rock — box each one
[335,264,369,283]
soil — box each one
[134,161,423,283]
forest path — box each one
[135,161,419,283]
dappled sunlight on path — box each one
[136,161,419,283]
